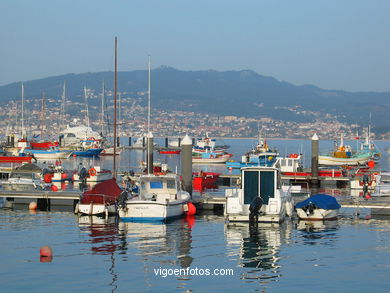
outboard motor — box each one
[79,167,88,184]
[249,196,263,224]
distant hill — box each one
[0,66,389,131]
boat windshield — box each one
[10,172,34,179]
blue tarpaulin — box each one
[295,194,341,210]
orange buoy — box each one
[51,185,58,192]
[367,160,375,168]
[88,168,97,176]
[40,246,53,262]
[185,202,197,216]
[40,246,53,257]
[61,173,68,179]
[29,201,37,210]
[73,154,77,158]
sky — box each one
[1,0,390,92]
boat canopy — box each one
[295,194,341,210]
[81,178,122,204]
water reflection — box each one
[118,218,194,268]
[225,221,292,283]
[296,220,339,246]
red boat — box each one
[159,149,181,155]
[0,156,33,163]
[193,171,221,190]
[30,141,59,149]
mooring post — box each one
[165,137,169,148]
[311,133,320,187]
[181,134,192,197]
[147,132,154,174]
[128,136,132,146]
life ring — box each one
[153,172,166,176]
[289,153,299,158]
[88,168,97,176]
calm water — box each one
[1,139,390,292]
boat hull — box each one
[24,150,72,160]
[296,208,339,220]
[77,203,116,216]
[0,156,32,163]
[72,148,103,157]
[119,200,187,221]
[193,154,233,164]
[318,155,370,166]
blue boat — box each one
[295,194,341,220]
[72,148,103,157]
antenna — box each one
[147,55,151,134]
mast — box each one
[113,36,118,178]
[147,55,151,134]
[101,80,105,135]
[118,93,122,137]
[21,82,24,137]
[60,81,66,130]
[84,86,90,128]
[40,92,46,139]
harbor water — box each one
[1,138,390,292]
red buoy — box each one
[43,173,53,183]
[61,173,68,179]
[185,202,197,216]
[40,246,53,262]
[40,246,53,257]
[51,185,58,192]
[367,160,375,169]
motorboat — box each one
[76,178,126,216]
[60,125,102,147]
[295,194,341,220]
[118,173,191,221]
[1,163,46,191]
[225,166,294,223]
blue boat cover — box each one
[295,194,341,210]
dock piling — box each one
[181,134,192,197]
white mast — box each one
[101,80,105,135]
[60,81,66,130]
[147,55,151,134]
[84,86,90,128]
[119,92,122,136]
[21,82,25,137]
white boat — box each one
[73,166,112,183]
[318,154,371,166]
[118,173,191,221]
[100,147,121,156]
[225,166,294,223]
[60,124,102,147]
[1,163,46,191]
[76,178,125,216]
[372,172,390,196]
[23,146,73,160]
[295,194,341,220]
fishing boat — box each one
[23,146,73,160]
[0,152,33,163]
[295,194,341,220]
[192,134,229,154]
[192,152,233,164]
[158,148,181,155]
[76,178,126,216]
[319,134,371,166]
[225,166,294,223]
[226,136,278,169]
[118,173,191,221]
[372,172,390,196]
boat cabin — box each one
[225,166,292,223]
[139,174,181,202]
